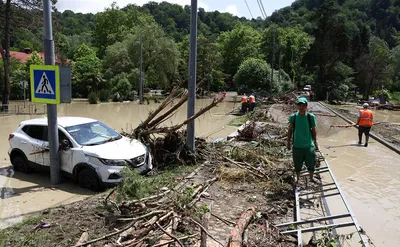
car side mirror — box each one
[61,139,71,149]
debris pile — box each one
[121,81,223,168]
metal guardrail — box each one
[276,151,371,247]
[0,103,46,115]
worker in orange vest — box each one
[356,103,374,147]
[241,94,248,113]
[222,90,227,98]
[249,94,256,111]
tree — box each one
[104,22,180,91]
[179,34,224,92]
[356,36,393,99]
[261,25,311,84]
[217,23,261,79]
[71,44,103,97]
[306,0,351,99]
[234,58,280,95]
[0,0,56,110]
[93,3,154,57]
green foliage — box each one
[93,3,155,57]
[391,92,400,104]
[72,44,103,98]
[234,58,280,95]
[98,89,110,102]
[373,89,392,101]
[356,36,392,99]
[88,92,99,104]
[218,23,261,78]
[0,216,44,247]
[116,166,194,202]
[261,25,311,83]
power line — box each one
[259,0,268,18]
[256,0,266,19]
[244,0,254,19]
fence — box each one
[0,103,47,116]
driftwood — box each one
[225,157,265,179]
[187,217,224,247]
[155,222,184,247]
[200,202,213,247]
[228,208,256,247]
[151,234,198,247]
[75,232,89,246]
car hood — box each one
[82,137,147,160]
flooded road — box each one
[311,102,400,246]
[0,99,238,228]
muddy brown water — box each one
[269,103,400,246]
[0,99,238,228]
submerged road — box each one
[310,102,400,246]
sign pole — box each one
[187,0,198,152]
[43,0,60,185]
[139,34,143,104]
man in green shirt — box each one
[287,97,319,185]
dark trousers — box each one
[249,102,255,111]
[241,102,249,113]
[358,126,371,143]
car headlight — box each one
[130,154,146,167]
[98,158,127,166]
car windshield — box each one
[65,121,122,146]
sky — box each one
[56,0,295,19]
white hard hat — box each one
[363,103,369,108]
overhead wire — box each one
[256,0,266,19]
[244,0,254,19]
[259,0,268,18]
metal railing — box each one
[276,150,371,247]
[0,103,47,116]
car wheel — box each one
[12,156,32,174]
[78,169,100,191]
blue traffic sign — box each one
[30,65,60,104]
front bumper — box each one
[94,153,153,184]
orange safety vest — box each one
[241,96,248,103]
[359,109,373,127]
[249,96,255,103]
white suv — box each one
[8,117,152,191]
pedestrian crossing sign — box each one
[30,65,60,104]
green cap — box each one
[297,97,308,104]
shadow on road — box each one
[0,165,94,199]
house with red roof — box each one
[9,48,69,64]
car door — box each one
[58,129,74,174]
[23,125,49,168]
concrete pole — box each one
[187,0,198,152]
[43,0,60,185]
[139,34,143,104]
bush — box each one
[235,58,273,95]
[373,89,392,101]
[391,92,400,104]
[88,92,99,104]
[98,90,110,102]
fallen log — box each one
[228,208,256,247]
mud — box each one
[0,99,237,228]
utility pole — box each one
[279,52,282,85]
[43,0,60,185]
[139,34,143,104]
[187,0,198,152]
[270,25,276,87]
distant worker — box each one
[309,90,313,101]
[287,97,319,186]
[356,103,374,147]
[249,94,256,111]
[222,90,227,98]
[241,94,248,113]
